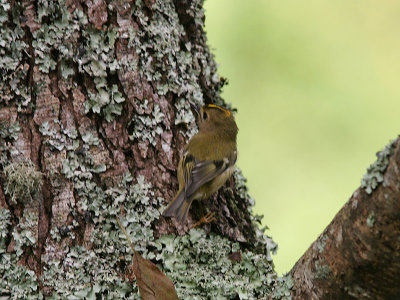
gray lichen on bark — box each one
[0,0,278,299]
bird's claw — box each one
[191,212,216,228]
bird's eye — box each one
[202,111,208,120]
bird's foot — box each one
[191,212,216,229]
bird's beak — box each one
[190,102,201,120]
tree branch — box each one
[290,137,400,299]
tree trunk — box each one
[0,1,276,299]
[1,1,399,299]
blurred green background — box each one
[204,0,400,275]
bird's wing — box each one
[182,150,237,199]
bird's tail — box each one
[162,190,193,224]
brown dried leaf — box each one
[132,250,179,300]
[116,217,179,300]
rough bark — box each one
[2,0,399,299]
[290,137,400,300]
[0,1,275,299]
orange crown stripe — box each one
[207,104,231,116]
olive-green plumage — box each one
[162,104,238,224]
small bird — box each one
[162,104,238,224]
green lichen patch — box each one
[129,102,167,146]
[42,245,133,300]
[174,98,198,139]
[131,0,206,101]
[157,229,275,299]
[80,27,125,122]
[0,209,42,300]
[316,234,328,253]
[0,1,31,110]
[367,211,375,228]
[0,208,11,251]
[3,160,43,204]
[0,254,42,300]
[12,212,38,256]
[0,121,20,141]
[0,121,19,172]
[31,1,125,122]
[314,260,330,279]
[32,1,76,74]
[42,173,163,298]
[361,139,397,194]
[61,150,107,180]
[39,117,108,179]
[272,274,294,300]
